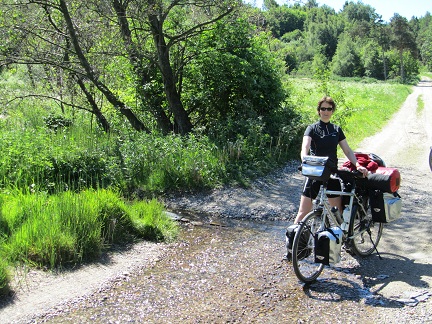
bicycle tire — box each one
[348,202,383,256]
[292,210,326,283]
[429,147,432,171]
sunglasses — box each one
[319,107,333,111]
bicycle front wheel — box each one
[292,210,326,283]
[349,203,383,256]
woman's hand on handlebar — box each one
[356,165,368,177]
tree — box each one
[0,0,245,135]
[417,12,432,69]
[361,40,384,79]
[341,1,378,39]
[112,0,172,134]
[182,20,286,138]
[59,0,149,132]
[263,0,279,10]
[303,6,344,60]
[0,0,147,132]
[264,6,306,38]
[331,33,362,77]
[370,18,391,80]
[389,14,417,82]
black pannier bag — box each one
[286,224,312,261]
[286,224,298,250]
[301,155,336,182]
[314,227,343,265]
[370,190,402,223]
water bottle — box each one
[331,206,343,224]
[342,206,351,223]
[341,206,351,231]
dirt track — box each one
[1,79,432,323]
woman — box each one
[294,96,368,224]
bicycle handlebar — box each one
[297,164,366,181]
[334,169,365,179]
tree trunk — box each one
[148,13,193,135]
[59,0,148,132]
[113,0,172,134]
[76,77,110,133]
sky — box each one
[246,0,431,22]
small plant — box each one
[417,95,424,115]
[43,114,73,131]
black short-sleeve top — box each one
[304,120,346,163]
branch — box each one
[5,94,93,113]
[167,6,236,47]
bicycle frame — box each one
[291,168,384,283]
[314,174,367,240]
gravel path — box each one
[1,79,432,323]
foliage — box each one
[183,19,287,136]
[264,5,307,38]
[262,2,429,80]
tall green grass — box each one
[0,189,178,292]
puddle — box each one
[167,208,289,236]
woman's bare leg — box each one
[294,195,313,224]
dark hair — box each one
[317,96,336,112]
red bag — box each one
[367,167,401,193]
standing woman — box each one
[294,96,368,224]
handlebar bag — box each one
[301,155,336,182]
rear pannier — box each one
[370,191,402,223]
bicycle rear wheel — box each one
[349,202,383,256]
[429,147,432,171]
[292,210,325,283]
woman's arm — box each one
[339,139,357,165]
[300,136,312,160]
[339,139,367,175]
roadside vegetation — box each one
[0,1,429,293]
[0,73,411,294]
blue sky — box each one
[246,0,431,22]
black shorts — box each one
[302,178,341,199]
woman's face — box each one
[318,102,334,122]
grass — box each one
[417,95,425,115]
[0,189,178,293]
